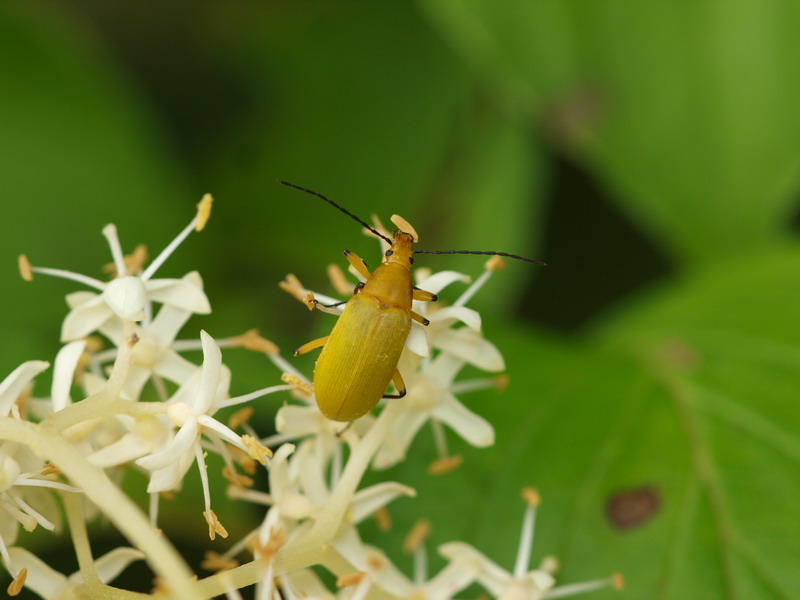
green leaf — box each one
[375,244,800,598]
[419,113,548,313]
[0,5,191,368]
[420,1,800,263]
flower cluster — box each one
[0,200,621,599]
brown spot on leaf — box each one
[606,485,660,530]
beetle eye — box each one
[409,257,414,265]
[385,249,394,257]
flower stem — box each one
[0,418,201,600]
[195,402,403,597]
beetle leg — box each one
[344,249,371,279]
[410,311,430,326]
[412,287,438,302]
[294,336,329,356]
[383,369,407,399]
[313,298,348,309]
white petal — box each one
[294,442,329,507]
[425,353,465,387]
[91,547,145,585]
[350,482,416,524]
[145,274,211,314]
[275,405,327,436]
[429,306,481,331]
[145,448,195,493]
[88,433,151,468]
[434,329,505,372]
[196,331,222,413]
[103,276,147,321]
[81,372,108,396]
[438,542,511,597]
[268,444,296,494]
[51,341,86,412]
[6,547,67,598]
[414,270,471,294]
[284,568,339,598]
[0,361,49,417]
[61,295,114,341]
[65,290,97,309]
[153,351,199,385]
[405,322,430,357]
[331,526,369,570]
[425,557,481,599]
[372,409,429,470]
[433,395,495,447]
[136,418,198,471]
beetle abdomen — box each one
[313,293,411,421]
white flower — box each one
[134,331,272,537]
[439,489,623,600]
[20,195,213,342]
[5,546,143,598]
[88,271,212,402]
[0,360,77,578]
[0,361,50,419]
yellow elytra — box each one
[294,226,436,421]
[280,180,544,422]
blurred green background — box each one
[3,2,800,598]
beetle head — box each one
[384,230,415,268]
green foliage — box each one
[3,1,800,598]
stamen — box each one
[228,446,258,475]
[327,263,353,296]
[28,265,106,291]
[454,266,494,308]
[427,455,463,475]
[7,568,27,596]
[514,487,540,578]
[10,493,56,530]
[540,555,560,573]
[228,407,254,429]
[149,491,159,527]
[391,214,419,242]
[267,354,311,385]
[279,274,309,304]
[450,374,508,395]
[242,434,272,465]
[545,572,624,598]
[222,465,254,490]
[102,224,128,277]
[336,572,367,587]
[141,201,207,281]
[227,329,279,355]
[0,497,37,531]
[127,244,149,274]
[195,194,213,232]
[0,536,14,577]
[403,518,431,554]
[226,486,272,505]
[485,255,507,271]
[368,214,392,244]
[217,384,292,410]
[374,506,391,532]
[201,550,239,572]
[430,419,449,458]
[281,373,314,399]
[204,509,228,541]
[17,255,33,282]
[196,446,213,513]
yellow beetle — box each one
[280,180,544,422]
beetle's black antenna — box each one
[278,180,393,245]
[413,249,547,266]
